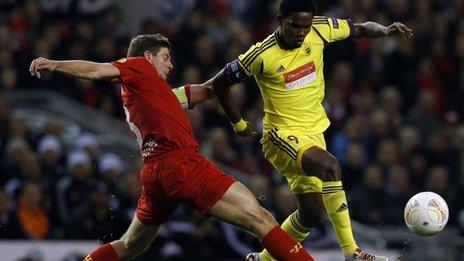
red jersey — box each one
[111,57,198,162]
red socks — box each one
[262,226,315,261]
[85,243,119,261]
[83,229,313,261]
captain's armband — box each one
[224,60,248,84]
[172,85,192,109]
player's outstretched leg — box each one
[300,146,388,261]
[84,215,158,261]
[256,193,325,261]
[208,181,315,261]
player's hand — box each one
[386,22,413,38]
[29,57,57,79]
[232,119,258,137]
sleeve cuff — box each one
[347,19,355,39]
[185,84,195,109]
[110,61,123,83]
[232,119,247,132]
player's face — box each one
[146,47,173,80]
[280,12,313,49]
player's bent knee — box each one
[301,148,342,181]
[320,157,341,182]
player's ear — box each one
[143,50,151,60]
[277,14,283,26]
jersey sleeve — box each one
[171,85,192,109]
[111,57,152,85]
[312,16,354,43]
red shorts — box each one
[136,148,235,226]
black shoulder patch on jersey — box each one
[241,37,276,69]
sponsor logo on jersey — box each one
[141,137,158,157]
[283,61,317,90]
[304,46,311,54]
[276,65,285,73]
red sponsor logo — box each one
[284,61,315,83]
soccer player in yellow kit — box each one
[207,0,413,260]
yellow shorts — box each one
[261,128,326,194]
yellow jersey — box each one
[238,16,353,133]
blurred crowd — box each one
[2,0,464,258]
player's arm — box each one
[29,57,120,81]
[172,84,215,109]
[209,61,257,137]
[353,21,413,39]
[190,83,215,105]
[315,17,412,42]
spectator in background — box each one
[398,126,422,157]
[69,183,126,242]
[74,133,101,166]
[385,38,417,104]
[37,135,65,180]
[351,165,389,224]
[41,118,63,138]
[247,175,273,211]
[378,87,402,127]
[4,152,53,202]
[376,138,400,168]
[426,131,459,173]
[117,171,140,223]
[426,166,456,209]
[73,79,102,109]
[385,165,413,224]
[2,138,31,183]
[8,116,30,141]
[1,67,18,91]
[0,189,23,239]
[273,184,297,222]
[407,90,440,137]
[17,182,50,239]
[185,106,205,143]
[201,127,238,167]
[98,153,124,194]
[417,58,444,115]
[455,169,464,226]
[407,151,428,190]
[369,109,393,143]
[341,142,367,190]
[57,151,95,226]
[331,118,366,163]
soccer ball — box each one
[404,192,449,236]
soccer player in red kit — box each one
[29,34,315,261]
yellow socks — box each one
[322,181,357,255]
[258,181,357,259]
[259,211,313,261]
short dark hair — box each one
[279,0,317,18]
[127,34,171,57]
